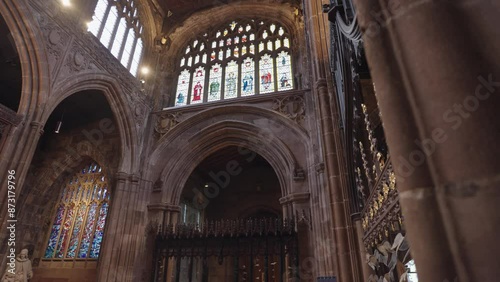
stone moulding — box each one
[153,90,308,139]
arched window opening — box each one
[174,19,294,107]
[43,162,110,260]
[88,0,144,77]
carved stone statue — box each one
[2,249,33,282]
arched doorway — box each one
[154,146,298,282]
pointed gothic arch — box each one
[147,105,311,205]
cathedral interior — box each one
[0,0,499,281]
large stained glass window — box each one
[44,162,110,260]
[88,0,144,77]
[173,19,294,106]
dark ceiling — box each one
[0,14,22,112]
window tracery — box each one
[174,19,294,107]
[43,162,110,260]
[88,0,144,76]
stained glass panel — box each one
[277,51,293,91]
[90,203,109,258]
[173,19,293,105]
[44,163,110,261]
[55,206,74,258]
[241,58,255,96]
[66,205,87,258]
[259,54,275,94]
[191,67,206,104]
[224,61,239,99]
[208,64,222,102]
[78,203,97,258]
[44,205,65,258]
[175,70,190,106]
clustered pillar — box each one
[353,0,500,281]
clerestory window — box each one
[174,19,294,107]
[43,162,110,260]
[87,0,144,76]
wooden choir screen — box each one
[153,218,299,282]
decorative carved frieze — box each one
[361,161,402,249]
[272,95,305,124]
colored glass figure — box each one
[238,26,244,33]
[241,58,255,96]
[227,38,232,46]
[175,70,190,106]
[277,51,293,91]
[242,35,247,43]
[226,73,237,98]
[192,82,203,101]
[210,81,220,98]
[225,61,238,99]
[176,93,184,105]
[208,64,222,102]
[259,54,275,93]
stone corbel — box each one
[293,166,306,181]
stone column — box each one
[303,0,360,279]
[353,0,500,281]
[97,172,151,282]
[0,120,43,271]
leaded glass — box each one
[175,70,190,106]
[208,64,222,102]
[173,19,294,106]
[88,0,144,76]
[224,61,238,99]
[191,67,206,104]
[241,58,255,96]
[43,162,110,261]
[90,203,109,258]
[78,203,98,258]
[44,205,65,258]
[66,205,87,258]
[277,51,293,91]
[259,54,275,93]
